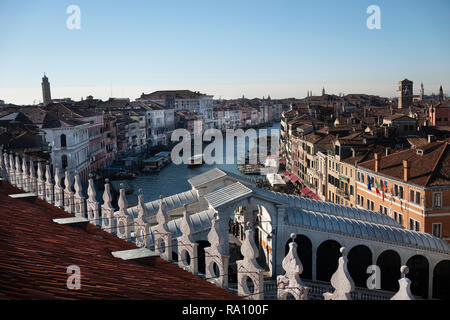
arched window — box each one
[60,134,67,148]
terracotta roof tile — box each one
[0,183,239,300]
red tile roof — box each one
[358,141,450,187]
[0,183,239,300]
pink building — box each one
[430,101,450,126]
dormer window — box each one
[416,149,424,155]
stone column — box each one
[21,156,29,192]
[29,158,37,193]
[9,153,16,186]
[15,154,23,190]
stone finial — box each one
[45,163,52,183]
[277,233,309,300]
[241,222,259,265]
[30,158,35,177]
[22,156,28,175]
[118,183,128,211]
[323,247,355,300]
[74,173,83,197]
[54,166,62,188]
[87,175,96,201]
[37,161,44,181]
[15,154,21,173]
[9,153,15,170]
[391,266,415,300]
[102,179,113,209]
[136,189,146,218]
[180,204,194,242]
[64,170,73,192]
[156,194,168,227]
[207,213,226,256]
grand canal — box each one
[118,123,281,205]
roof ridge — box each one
[424,141,449,186]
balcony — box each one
[336,188,350,200]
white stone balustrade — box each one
[29,158,37,193]
[21,156,29,192]
[15,154,23,189]
[9,153,16,186]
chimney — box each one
[374,153,380,172]
[403,160,409,182]
[428,134,434,143]
[385,147,391,156]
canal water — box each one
[118,123,281,205]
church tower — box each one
[420,82,424,100]
[398,79,413,109]
[42,74,52,106]
[439,85,444,102]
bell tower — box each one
[398,79,413,109]
[42,73,52,106]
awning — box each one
[282,171,290,177]
[301,187,312,195]
[289,174,299,183]
[279,159,285,164]
[309,193,321,201]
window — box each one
[415,221,420,232]
[399,186,404,199]
[410,190,415,203]
[60,134,67,148]
[394,211,398,221]
[398,213,403,226]
[409,218,414,230]
[350,185,354,196]
[433,192,442,208]
[415,191,421,205]
[432,223,442,238]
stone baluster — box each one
[114,183,132,240]
[64,170,75,214]
[0,149,6,180]
[237,222,264,300]
[86,174,100,225]
[29,158,37,193]
[391,266,415,300]
[323,247,355,300]
[3,151,10,182]
[177,204,198,274]
[205,212,229,289]
[73,173,86,217]
[153,195,172,261]
[134,189,150,248]
[45,162,54,204]
[9,153,16,186]
[101,179,116,233]
[37,161,46,200]
[53,166,64,208]
[277,234,310,300]
[15,154,23,190]
[21,155,29,192]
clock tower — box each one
[398,79,413,109]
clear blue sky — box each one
[0,0,449,104]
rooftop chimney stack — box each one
[374,153,380,173]
[428,134,435,143]
[403,160,409,182]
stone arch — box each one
[347,244,372,288]
[406,254,429,299]
[316,239,342,282]
[285,234,312,280]
[433,260,450,300]
[196,240,211,275]
[376,250,401,292]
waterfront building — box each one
[356,141,450,243]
